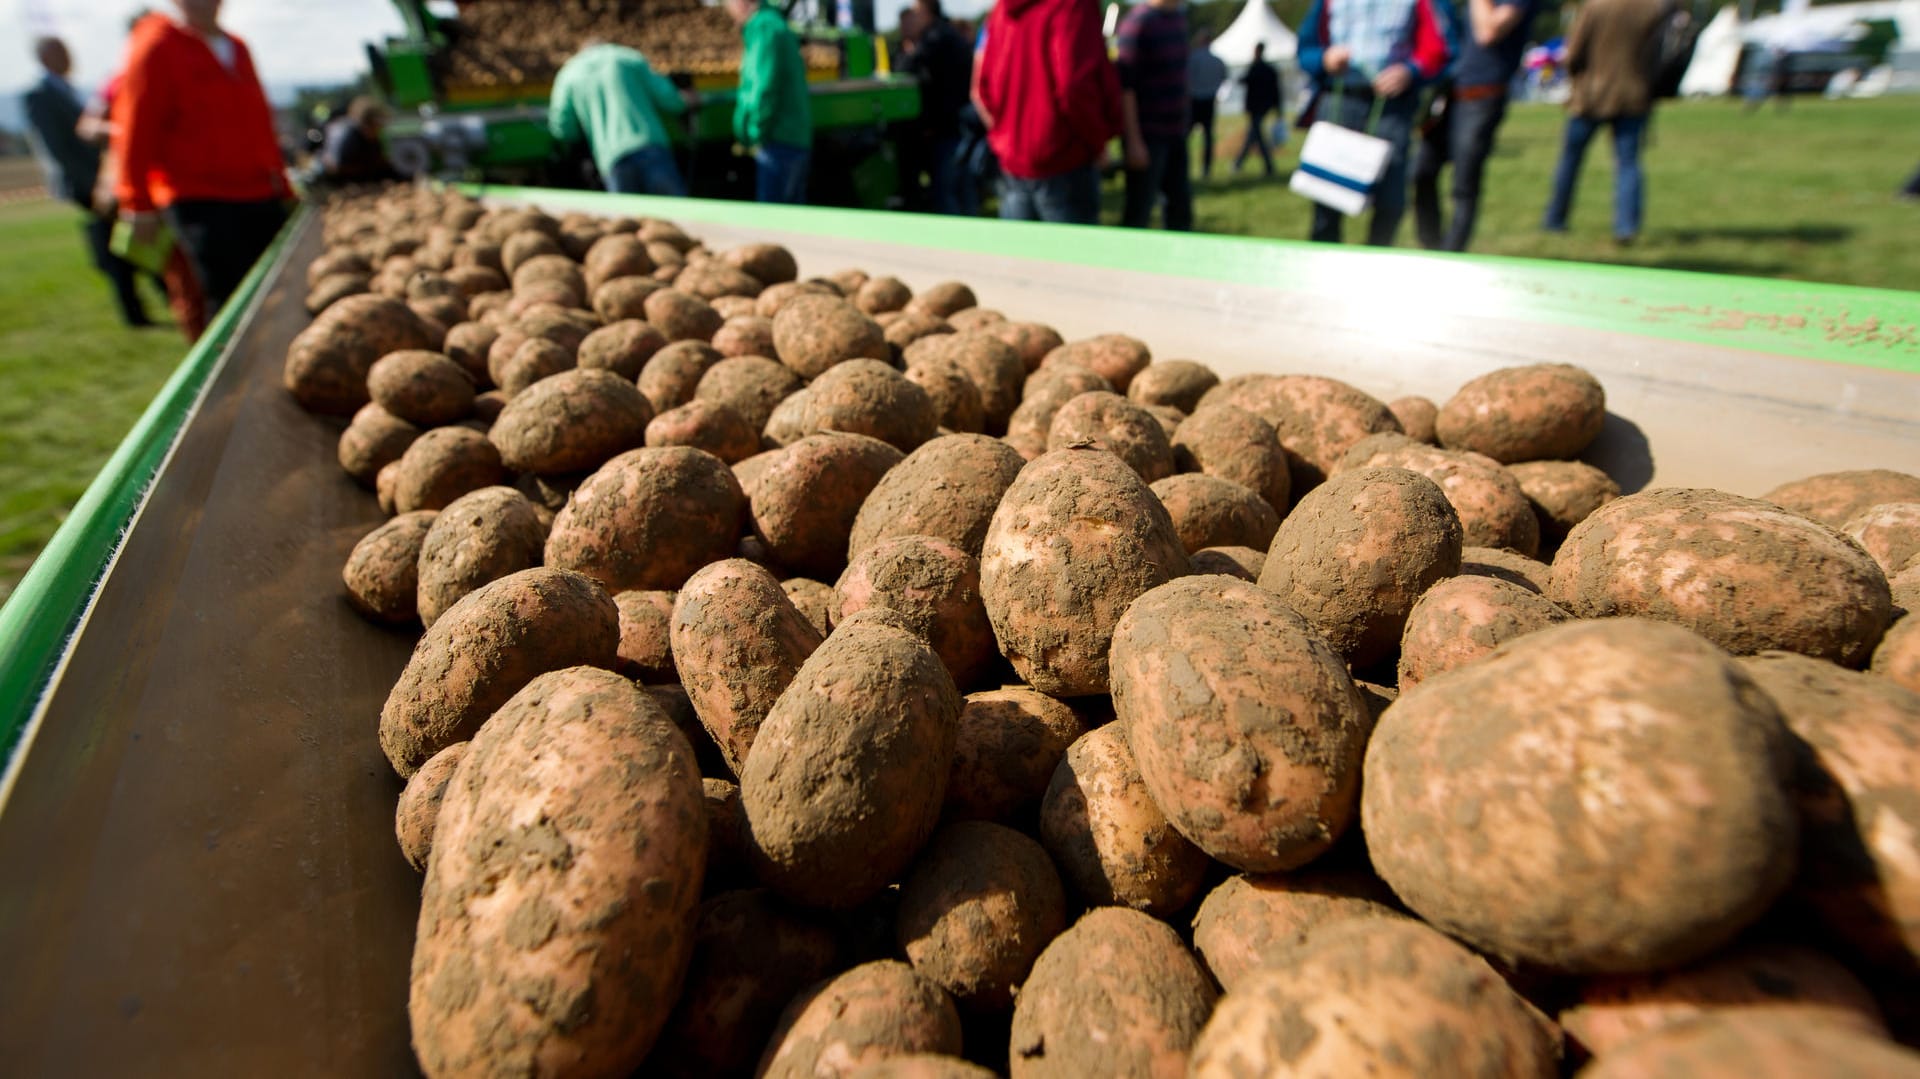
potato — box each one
[1041,334,1152,393]
[284,294,434,415]
[1364,619,1799,973]
[1140,404,1185,442]
[1199,373,1402,493]
[344,510,438,624]
[1397,574,1572,689]
[495,336,575,397]
[1509,459,1621,546]
[851,1057,996,1079]
[638,340,722,413]
[306,270,369,314]
[1876,614,1920,693]
[644,288,724,342]
[576,318,667,380]
[946,687,1087,824]
[307,248,372,286]
[671,559,823,774]
[592,275,663,321]
[1046,391,1175,482]
[1127,359,1219,413]
[711,313,777,359]
[376,460,401,514]
[1560,942,1886,1060]
[646,889,839,1079]
[1150,474,1280,553]
[1549,488,1892,666]
[790,359,939,452]
[511,253,587,300]
[499,228,562,274]
[1338,433,1541,555]
[544,446,745,593]
[489,367,652,475]
[694,354,804,432]
[440,322,498,384]
[755,280,835,318]
[1259,466,1463,667]
[759,960,963,1079]
[947,307,1005,332]
[1170,403,1290,513]
[1187,918,1559,1079]
[611,590,677,683]
[1844,501,1920,576]
[1740,650,1920,976]
[832,534,995,689]
[908,332,1027,435]
[897,821,1067,1011]
[1190,869,1402,992]
[1190,545,1264,581]
[409,293,466,335]
[884,310,955,358]
[409,668,705,1078]
[986,320,1064,373]
[338,403,422,486]
[1008,907,1216,1079]
[390,426,508,514]
[582,233,654,290]
[751,433,904,579]
[848,434,1026,561]
[1461,544,1552,592]
[1579,1013,1920,1079]
[1387,395,1438,443]
[905,355,986,434]
[445,265,507,301]
[854,275,913,314]
[715,243,796,288]
[415,486,547,627]
[905,280,977,319]
[981,447,1192,696]
[394,741,466,872]
[643,398,760,463]
[742,608,960,909]
[1763,469,1920,528]
[1040,722,1209,916]
[700,776,751,884]
[1436,362,1606,463]
[777,577,834,636]
[773,294,888,379]
[639,219,695,251]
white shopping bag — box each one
[1289,118,1393,217]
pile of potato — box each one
[294,185,1920,1078]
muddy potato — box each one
[409,668,705,1078]
[897,821,1068,1011]
[1191,545,1265,581]
[394,741,465,872]
[1579,1013,1920,1079]
[1843,501,1920,576]
[1876,615,1920,693]
[510,253,587,301]
[338,403,422,486]
[986,320,1064,373]
[905,355,987,434]
[390,426,508,514]
[835,534,995,689]
[759,961,963,1079]
[853,275,913,315]
[1141,403,1185,440]
[1388,395,1439,443]
[344,510,438,624]
[700,777,751,884]
[1740,651,1920,976]
[906,331,1027,434]
[1127,359,1219,413]
[755,280,836,318]
[1462,545,1552,592]
[1190,869,1403,992]
[714,243,795,289]
[643,288,724,342]
[671,559,823,774]
[884,311,955,358]
[947,308,1004,332]
[1199,373,1403,493]
[779,578,836,636]
[445,265,507,301]
[946,687,1088,824]
[903,280,976,319]
[308,248,372,286]
[772,294,889,379]
[694,354,804,431]
[1046,391,1175,482]
[1188,918,1560,1079]
[1339,433,1541,555]
[284,294,434,415]
[1259,466,1463,667]
[593,275,664,321]
[495,336,575,397]
[608,590,677,683]
[1548,488,1892,666]
[711,313,777,359]
[379,567,619,776]
[441,321,498,385]
[848,434,1026,561]
[743,609,961,909]
[1041,334,1152,394]
[1509,459,1621,546]
[981,447,1192,695]
[306,271,369,314]
[1009,907,1217,1079]
[545,446,745,593]
[576,318,667,380]
[1397,574,1573,689]
[1171,403,1291,513]
[1364,619,1800,973]
[1039,722,1209,916]
[582,233,654,291]
[499,228,561,274]
[1150,474,1280,553]
[639,340,722,413]
[1763,469,1920,528]
[489,368,653,475]
[791,360,939,451]
[415,486,547,626]
[644,398,760,463]
[1436,363,1607,463]
[751,433,905,579]
[851,1057,996,1079]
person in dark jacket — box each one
[1234,42,1284,177]
[976,0,1122,224]
[319,97,401,185]
[1188,30,1229,180]
[24,36,151,327]
[1541,0,1673,244]
[899,0,975,214]
[1412,0,1539,251]
[1116,0,1192,230]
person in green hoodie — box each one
[550,43,696,196]
[726,0,814,203]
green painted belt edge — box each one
[0,205,308,787]
[465,183,1920,375]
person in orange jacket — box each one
[114,0,291,313]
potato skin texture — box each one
[772,294,888,379]
[391,426,509,514]
[1547,488,1893,667]
[1579,1014,1920,1079]
[851,1056,996,1079]
[907,332,1027,434]
[834,534,995,690]
[1338,433,1541,556]
[896,820,1068,1011]
[848,434,1027,561]
[379,568,620,776]
[544,446,745,593]
[1190,545,1264,581]
[741,609,960,909]
[344,510,438,624]
[986,320,1064,373]
[643,398,760,464]
[409,668,706,1079]
[1150,473,1280,553]
[1844,501,1920,577]
[980,447,1192,697]
[395,741,467,873]
[792,359,939,452]
[338,403,422,485]
[415,486,548,626]
[1461,545,1552,593]
[1509,459,1620,545]
[694,354,803,432]
[612,590,677,683]
[285,294,434,415]
[1396,574,1572,689]
[946,687,1088,824]
[1039,722,1209,916]
[1198,373,1402,493]
[1762,469,1920,528]
[758,960,964,1079]
[1127,359,1219,413]
[1191,869,1402,992]
[367,350,476,426]
[1187,918,1560,1079]
[1388,395,1438,443]
[575,318,666,380]
[489,367,653,475]
[638,340,721,413]
[1436,363,1606,463]
[670,559,823,775]
[1259,466,1463,667]
[1363,619,1800,974]
[1875,615,1920,694]
[1040,333,1151,393]
[1046,391,1175,482]
[750,433,905,580]
[1008,907,1217,1079]
[1170,404,1290,514]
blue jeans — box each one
[1122,136,1193,231]
[1309,87,1421,247]
[999,165,1101,225]
[605,145,687,197]
[1413,92,1509,252]
[755,142,811,204]
[1543,113,1647,240]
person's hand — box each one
[1373,64,1412,97]
[123,210,161,246]
[1124,137,1150,171]
[1324,45,1352,75]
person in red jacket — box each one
[975,0,1121,225]
[114,0,291,313]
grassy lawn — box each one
[0,198,187,603]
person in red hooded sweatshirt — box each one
[114,0,291,314]
[975,0,1122,225]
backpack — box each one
[1651,5,1698,99]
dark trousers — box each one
[1235,108,1276,175]
[1543,113,1648,241]
[1123,136,1194,231]
[167,199,288,315]
[1000,165,1101,225]
[1904,162,1920,197]
[1190,98,1217,178]
[606,145,687,197]
[82,212,151,327]
[1413,91,1509,252]
[1310,89,1420,247]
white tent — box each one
[1679,6,1744,96]
[1210,0,1298,65]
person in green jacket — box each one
[550,43,697,196]
[725,0,814,203]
